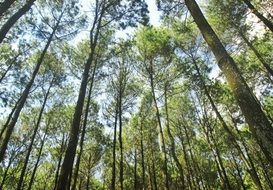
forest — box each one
[0,0,273,189]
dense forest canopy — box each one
[0,0,273,189]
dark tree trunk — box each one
[0,150,16,188]
[185,0,273,167]
[134,148,138,190]
[27,124,49,190]
[242,0,273,33]
[0,0,16,17]
[237,29,273,77]
[0,53,21,83]
[71,59,97,190]
[17,80,52,190]
[140,117,146,190]
[231,152,247,190]
[192,57,264,190]
[111,106,118,190]
[0,0,36,43]
[118,85,124,190]
[0,14,62,161]
[148,60,170,190]
[56,5,104,189]
[53,134,67,190]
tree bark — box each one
[53,134,67,190]
[0,13,62,161]
[0,0,16,17]
[71,59,97,190]
[184,0,273,167]
[192,57,264,189]
[111,105,118,190]
[56,5,104,189]
[242,0,273,33]
[0,0,36,43]
[238,29,273,77]
[148,60,170,190]
[140,116,146,190]
[17,79,53,190]
[27,123,49,190]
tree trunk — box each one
[185,0,273,167]
[134,148,138,190]
[237,29,273,77]
[0,13,62,161]
[27,123,49,190]
[0,150,15,188]
[0,53,21,83]
[242,0,273,33]
[0,0,36,43]
[111,106,118,190]
[164,85,185,189]
[17,80,53,190]
[71,59,97,190]
[192,57,264,190]
[56,5,104,189]
[148,60,170,190]
[0,0,16,17]
[140,117,146,190]
[118,85,124,190]
[53,134,67,190]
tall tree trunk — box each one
[164,84,185,189]
[237,29,273,77]
[0,0,36,43]
[148,60,170,190]
[0,150,16,188]
[27,123,49,190]
[118,85,124,190]
[179,131,193,190]
[53,134,67,190]
[71,59,98,190]
[140,117,146,190]
[242,0,273,33]
[192,57,264,190]
[56,5,104,189]
[0,13,62,161]
[0,53,21,83]
[0,0,16,17]
[231,151,247,190]
[184,0,273,167]
[134,148,138,190]
[17,80,53,190]
[111,106,118,190]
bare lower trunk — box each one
[0,0,36,43]
[242,0,273,33]
[185,0,273,167]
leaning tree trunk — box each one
[111,106,118,190]
[27,124,49,190]
[56,6,104,189]
[192,58,264,190]
[184,0,273,167]
[164,85,185,189]
[0,0,16,17]
[0,14,62,162]
[17,80,53,190]
[53,134,67,190]
[71,59,98,190]
[0,0,36,43]
[148,60,170,190]
[140,116,146,190]
[242,0,273,33]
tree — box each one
[184,0,273,167]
